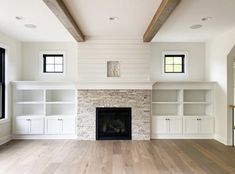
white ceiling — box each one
[0,0,235,42]
[63,0,161,40]
[0,0,74,42]
[152,0,235,42]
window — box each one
[0,48,5,119]
[43,54,64,73]
[164,54,185,73]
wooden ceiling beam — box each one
[43,0,85,42]
[143,0,181,42]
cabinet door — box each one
[198,117,214,134]
[15,118,29,134]
[61,117,76,134]
[152,117,168,134]
[183,117,198,134]
[168,117,182,135]
[29,118,44,134]
[45,118,60,134]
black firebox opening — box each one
[96,107,131,140]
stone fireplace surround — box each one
[77,89,151,140]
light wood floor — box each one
[0,140,235,174]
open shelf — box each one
[15,90,44,102]
[15,104,44,116]
[152,104,181,116]
[184,103,211,116]
[46,104,76,116]
[152,89,181,102]
[46,90,76,102]
[184,89,211,102]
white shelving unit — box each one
[12,81,77,138]
[151,82,215,139]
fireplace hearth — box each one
[96,107,131,140]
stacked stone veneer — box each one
[77,90,151,140]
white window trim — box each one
[39,51,66,76]
[0,43,9,123]
[161,51,188,77]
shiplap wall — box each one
[77,40,151,82]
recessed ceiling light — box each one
[109,17,119,21]
[201,17,212,21]
[24,24,37,29]
[190,24,202,29]
[15,16,24,20]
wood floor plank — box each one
[0,140,235,174]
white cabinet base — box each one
[14,117,44,135]
[45,117,76,135]
[183,117,214,135]
[152,116,182,135]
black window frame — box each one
[43,54,64,73]
[0,48,5,119]
[164,54,185,73]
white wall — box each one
[205,27,235,145]
[0,32,22,144]
[77,40,150,82]
[22,42,78,82]
[150,42,205,82]
[21,41,206,84]
[22,40,150,83]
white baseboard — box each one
[0,135,12,145]
[151,134,214,139]
[12,134,78,140]
[214,134,229,145]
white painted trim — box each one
[11,81,153,90]
[0,135,11,145]
[161,51,189,77]
[151,134,214,139]
[214,134,229,145]
[11,81,76,90]
[12,135,77,140]
[76,82,154,90]
[0,118,10,124]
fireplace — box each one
[96,107,131,140]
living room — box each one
[0,0,235,173]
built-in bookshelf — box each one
[12,82,77,137]
[151,82,215,139]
